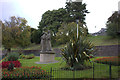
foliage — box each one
[65,2,89,24]
[38,8,67,36]
[56,22,89,45]
[38,2,89,36]
[106,22,119,38]
[107,11,120,23]
[1,60,21,68]
[106,11,120,38]
[94,56,120,66]
[7,52,19,61]
[61,24,96,70]
[2,66,51,79]
[8,62,14,71]
[2,16,31,51]
[31,28,43,44]
[19,54,35,59]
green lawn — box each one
[22,35,120,50]
[88,36,119,46]
[19,57,120,78]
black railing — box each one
[2,63,118,80]
[50,63,115,79]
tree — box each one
[31,29,43,44]
[38,8,67,36]
[38,2,89,46]
[65,1,89,24]
[2,16,31,52]
[106,11,120,38]
[106,22,119,38]
[56,22,88,45]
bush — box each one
[2,66,51,79]
[7,52,19,61]
[61,24,96,70]
[19,54,35,59]
[1,60,21,68]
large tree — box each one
[38,8,67,36]
[38,2,89,35]
[106,11,120,38]
[2,16,31,52]
[65,1,89,24]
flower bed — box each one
[1,60,21,68]
[2,66,51,79]
[94,56,120,66]
[19,54,35,59]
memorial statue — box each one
[40,30,52,52]
[46,30,52,51]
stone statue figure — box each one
[40,31,52,52]
[46,30,52,51]
[40,32,47,51]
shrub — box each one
[1,60,21,68]
[19,54,35,59]
[7,52,19,61]
[8,62,14,71]
[2,66,51,79]
[61,24,96,70]
[19,54,25,59]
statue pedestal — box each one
[40,51,55,62]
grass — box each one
[18,56,120,78]
[88,35,119,46]
[19,57,65,70]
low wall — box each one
[1,45,120,57]
[95,45,119,56]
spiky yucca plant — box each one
[61,23,96,70]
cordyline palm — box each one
[61,25,96,69]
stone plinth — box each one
[40,51,55,63]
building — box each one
[91,28,107,36]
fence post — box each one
[73,69,75,79]
[50,67,52,79]
[109,63,111,80]
[93,62,94,79]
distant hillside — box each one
[88,36,119,46]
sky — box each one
[0,0,120,33]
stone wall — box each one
[95,45,119,56]
[2,45,120,57]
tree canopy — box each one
[38,2,89,36]
[38,8,67,36]
[2,16,31,51]
[106,11,120,38]
[65,2,89,24]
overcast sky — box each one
[0,0,119,33]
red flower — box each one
[2,60,21,68]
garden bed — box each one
[2,66,51,79]
[94,56,120,66]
